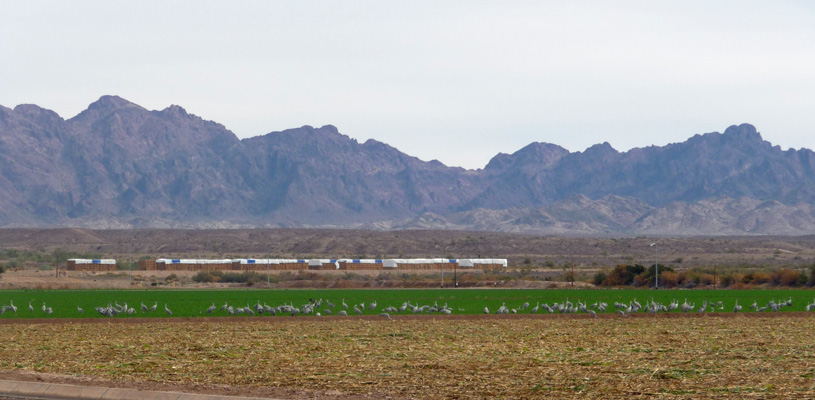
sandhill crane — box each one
[8,301,16,313]
[338,310,348,316]
[164,304,172,316]
[379,312,392,320]
[326,300,335,309]
[353,306,363,315]
[483,307,489,314]
[342,299,348,310]
[750,300,758,310]
[206,303,216,314]
[531,302,539,314]
[369,301,377,310]
[616,310,628,317]
[28,301,34,312]
[149,301,158,312]
[42,302,47,312]
[733,300,742,313]
[77,306,83,314]
[141,302,148,313]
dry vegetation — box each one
[2,315,815,399]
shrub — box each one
[696,273,714,286]
[592,272,607,286]
[770,268,801,287]
[638,264,674,288]
[602,264,645,286]
[192,271,220,283]
[796,271,808,287]
[741,272,770,285]
[729,281,754,290]
[659,271,679,288]
[218,271,264,284]
[808,264,815,287]
[165,273,178,282]
[719,273,742,288]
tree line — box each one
[593,264,815,289]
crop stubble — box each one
[1,315,814,399]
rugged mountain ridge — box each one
[1,96,814,235]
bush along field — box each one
[1,288,814,319]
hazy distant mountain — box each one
[2,95,815,235]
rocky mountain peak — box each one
[582,141,617,157]
[484,142,569,172]
[87,95,143,113]
[160,104,189,117]
[722,123,761,142]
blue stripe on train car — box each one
[247,259,256,264]
[375,259,382,263]
[330,259,337,263]
[297,259,305,263]
[172,259,180,263]
[352,260,360,263]
[92,260,101,264]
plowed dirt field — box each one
[1,314,814,399]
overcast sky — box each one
[1,1,814,169]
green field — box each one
[0,288,814,319]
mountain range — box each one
[2,95,815,235]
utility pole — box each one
[440,244,448,289]
[454,258,458,288]
[650,242,658,289]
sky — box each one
[1,1,814,169]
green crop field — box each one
[1,288,814,319]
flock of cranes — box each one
[201,298,455,319]
[483,297,813,317]
[2,296,815,319]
